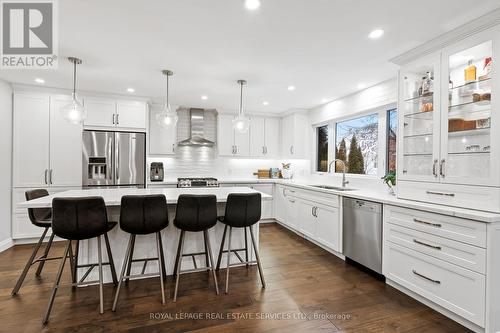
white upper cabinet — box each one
[49,95,83,186]
[218,114,250,157]
[250,116,281,158]
[149,105,178,155]
[83,97,147,131]
[13,93,50,188]
[13,93,82,188]
[281,112,309,158]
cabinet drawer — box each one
[384,242,485,327]
[284,186,339,208]
[385,223,486,274]
[398,180,500,213]
[385,205,486,247]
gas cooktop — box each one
[177,177,219,188]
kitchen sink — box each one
[309,185,357,191]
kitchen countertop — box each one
[148,177,500,222]
[18,187,272,209]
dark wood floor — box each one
[0,223,470,333]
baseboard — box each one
[0,237,14,253]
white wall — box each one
[0,80,12,251]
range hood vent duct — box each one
[177,108,215,146]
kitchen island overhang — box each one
[19,187,272,283]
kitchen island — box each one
[18,187,272,283]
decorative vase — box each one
[387,183,396,196]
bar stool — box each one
[173,194,219,301]
[43,197,118,325]
[216,193,266,293]
[12,189,70,296]
[112,195,169,311]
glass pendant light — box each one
[233,79,250,133]
[156,69,178,128]
[60,57,86,124]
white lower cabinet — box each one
[219,183,273,219]
[314,203,340,252]
[298,201,316,238]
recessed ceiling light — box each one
[321,98,329,103]
[287,86,296,91]
[127,88,135,93]
[245,0,260,10]
[369,29,384,39]
[262,101,269,106]
[201,95,208,100]
[358,83,367,89]
[34,78,45,84]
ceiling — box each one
[1,0,499,113]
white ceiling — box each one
[1,0,499,113]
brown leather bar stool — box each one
[112,195,169,311]
[43,197,118,325]
[12,189,70,296]
[172,194,219,301]
[216,193,266,293]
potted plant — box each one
[381,170,396,196]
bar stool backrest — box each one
[25,189,51,224]
[52,197,109,240]
[120,195,169,234]
[224,193,261,227]
[174,195,217,232]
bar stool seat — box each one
[216,193,266,293]
[42,196,118,325]
[112,194,169,311]
[172,194,219,301]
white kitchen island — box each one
[18,187,272,283]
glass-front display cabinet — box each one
[398,54,441,182]
[441,30,499,187]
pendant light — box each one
[232,79,250,133]
[60,57,86,124]
[156,70,178,128]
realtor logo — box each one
[1,0,58,68]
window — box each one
[335,114,379,175]
[387,109,397,173]
[316,125,328,172]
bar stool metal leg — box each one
[12,227,49,295]
[42,240,71,325]
[104,233,118,285]
[225,226,232,294]
[72,240,79,290]
[216,225,227,271]
[155,232,166,304]
[172,231,183,277]
[249,226,266,288]
[112,235,133,312]
[125,234,136,284]
[244,227,249,268]
[158,233,167,280]
[203,230,219,295]
[35,232,55,276]
[204,235,209,271]
[97,235,104,314]
[173,230,185,302]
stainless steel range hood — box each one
[177,108,215,146]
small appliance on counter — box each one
[150,162,164,182]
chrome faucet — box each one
[328,159,349,187]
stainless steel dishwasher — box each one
[342,197,383,274]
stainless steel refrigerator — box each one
[82,130,146,188]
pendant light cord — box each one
[166,74,169,106]
[239,81,243,116]
[72,60,77,95]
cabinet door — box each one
[298,200,316,238]
[314,204,340,252]
[13,93,50,187]
[264,117,281,157]
[83,97,116,128]
[398,53,441,183]
[218,114,235,156]
[274,185,286,222]
[250,117,265,157]
[234,124,250,157]
[281,115,293,157]
[49,95,83,186]
[284,196,298,229]
[291,113,309,157]
[440,27,499,187]
[149,107,177,155]
[116,100,147,129]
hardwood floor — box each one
[0,223,470,332]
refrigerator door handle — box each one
[115,136,120,181]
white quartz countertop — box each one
[18,187,272,209]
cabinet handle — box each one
[116,114,119,125]
[282,188,286,197]
[432,159,438,177]
[413,239,442,250]
[172,144,175,153]
[439,159,445,178]
[288,199,295,203]
[264,146,267,154]
[412,269,441,284]
[311,207,315,217]
[313,207,318,217]
[425,190,455,197]
[290,145,294,155]
[49,169,53,185]
[235,146,238,154]
[44,169,48,185]
[289,189,295,193]
[413,218,442,228]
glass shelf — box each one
[404,133,433,138]
[449,99,490,110]
[404,93,433,103]
[448,151,490,155]
[403,153,433,156]
[448,127,490,136]
[404,110,434,118]
[450,78,491,92]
